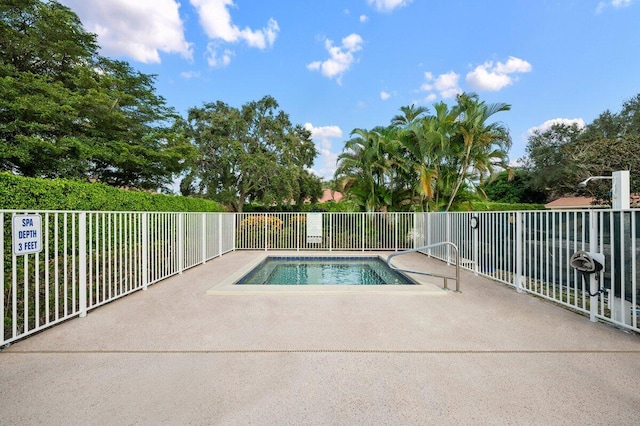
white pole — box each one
[612,170,630,210]
[473,216,479,276]
[515,212,524,293]
[141,213,148,290]
[202,213,207,264]
[611,171,631,325]
[79,212,87,318]
[178,213,184,274]
[589,210,598,322]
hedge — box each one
[468,201,546,211]
[0,173,224,212]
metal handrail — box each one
[386,242,461,292]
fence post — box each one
[427,213,431,253]
[473,215,479,276]
[329,213,332,252]
[220,214,225,255]
[141,213,148,290]
[296,213,300,251]
[412,213,417,250]
[394,213,398,252]
[264,213,268,251]
[515,211,524,293]
[1,212,4,341]
[589,210,598,322]
[178,213,184,274]
[79,212,87,317]
[362,214,365,252]
[446,213,452,265]
[202,213,207,264]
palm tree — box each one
[443,93,511,211]
[335,127,394,212]
[397,102,457,211]
[391,104,429,128]
[334,94,512,212]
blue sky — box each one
[58,0,640,182]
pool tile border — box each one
[206,252,448,296]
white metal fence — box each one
[1,211,235,345]
[234,211,639,332]
[234,212,415,251]
[417,210,639,333]
[3,209,638,345]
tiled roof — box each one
[545,195,640,209]
[317,189,343,203]
[545,196,596,209]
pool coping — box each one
[206,252,448,296]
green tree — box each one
[574,94,640,199]
[443,93,511,211]
[572,135,640,203]
[396,101,456,211]
[619,93,640,137]
[391,104,429,127]
[186,96,320,212]
[335,126,400,212]
[84,58,195,189]
[523,93,640,202]
[522,122,584,199]
[0,0,96,177]
[335,94,512,212]
[294,169,323,207]
[482,169,546,204]
[0,0,193,190]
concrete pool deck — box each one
[1,250,639,425]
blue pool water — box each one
[236,257,415,285]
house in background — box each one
[316,189,343,203]
[545,195,640,209]
[544,196,597,209]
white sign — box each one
[12,214,43,255]
[306,213,323,244]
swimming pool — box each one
[236,256,415,285]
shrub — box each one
[468,201,546,211]
[0,173,224,212]
[239,215,283,230]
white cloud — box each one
[59,0,192,63]
[342,33,364,51]
[190,0,279,67]
[466,65,512,91]
[304,123,343,142]
[421,71,462,99]
[466,56,532,91]
[420,57,530,100]
[527,118,586,136]
[307,34,364,85]
[180,71,201,79]
[495,56,532,74]
[360,15,369,23]
[596,0,633,13]
[304,123,343,179]
[206,44,234,67]
[380,91,391,100]
[191,0,279,48]
[367,0,414,12]
[420,71,434,90]
[424,93,437,103]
